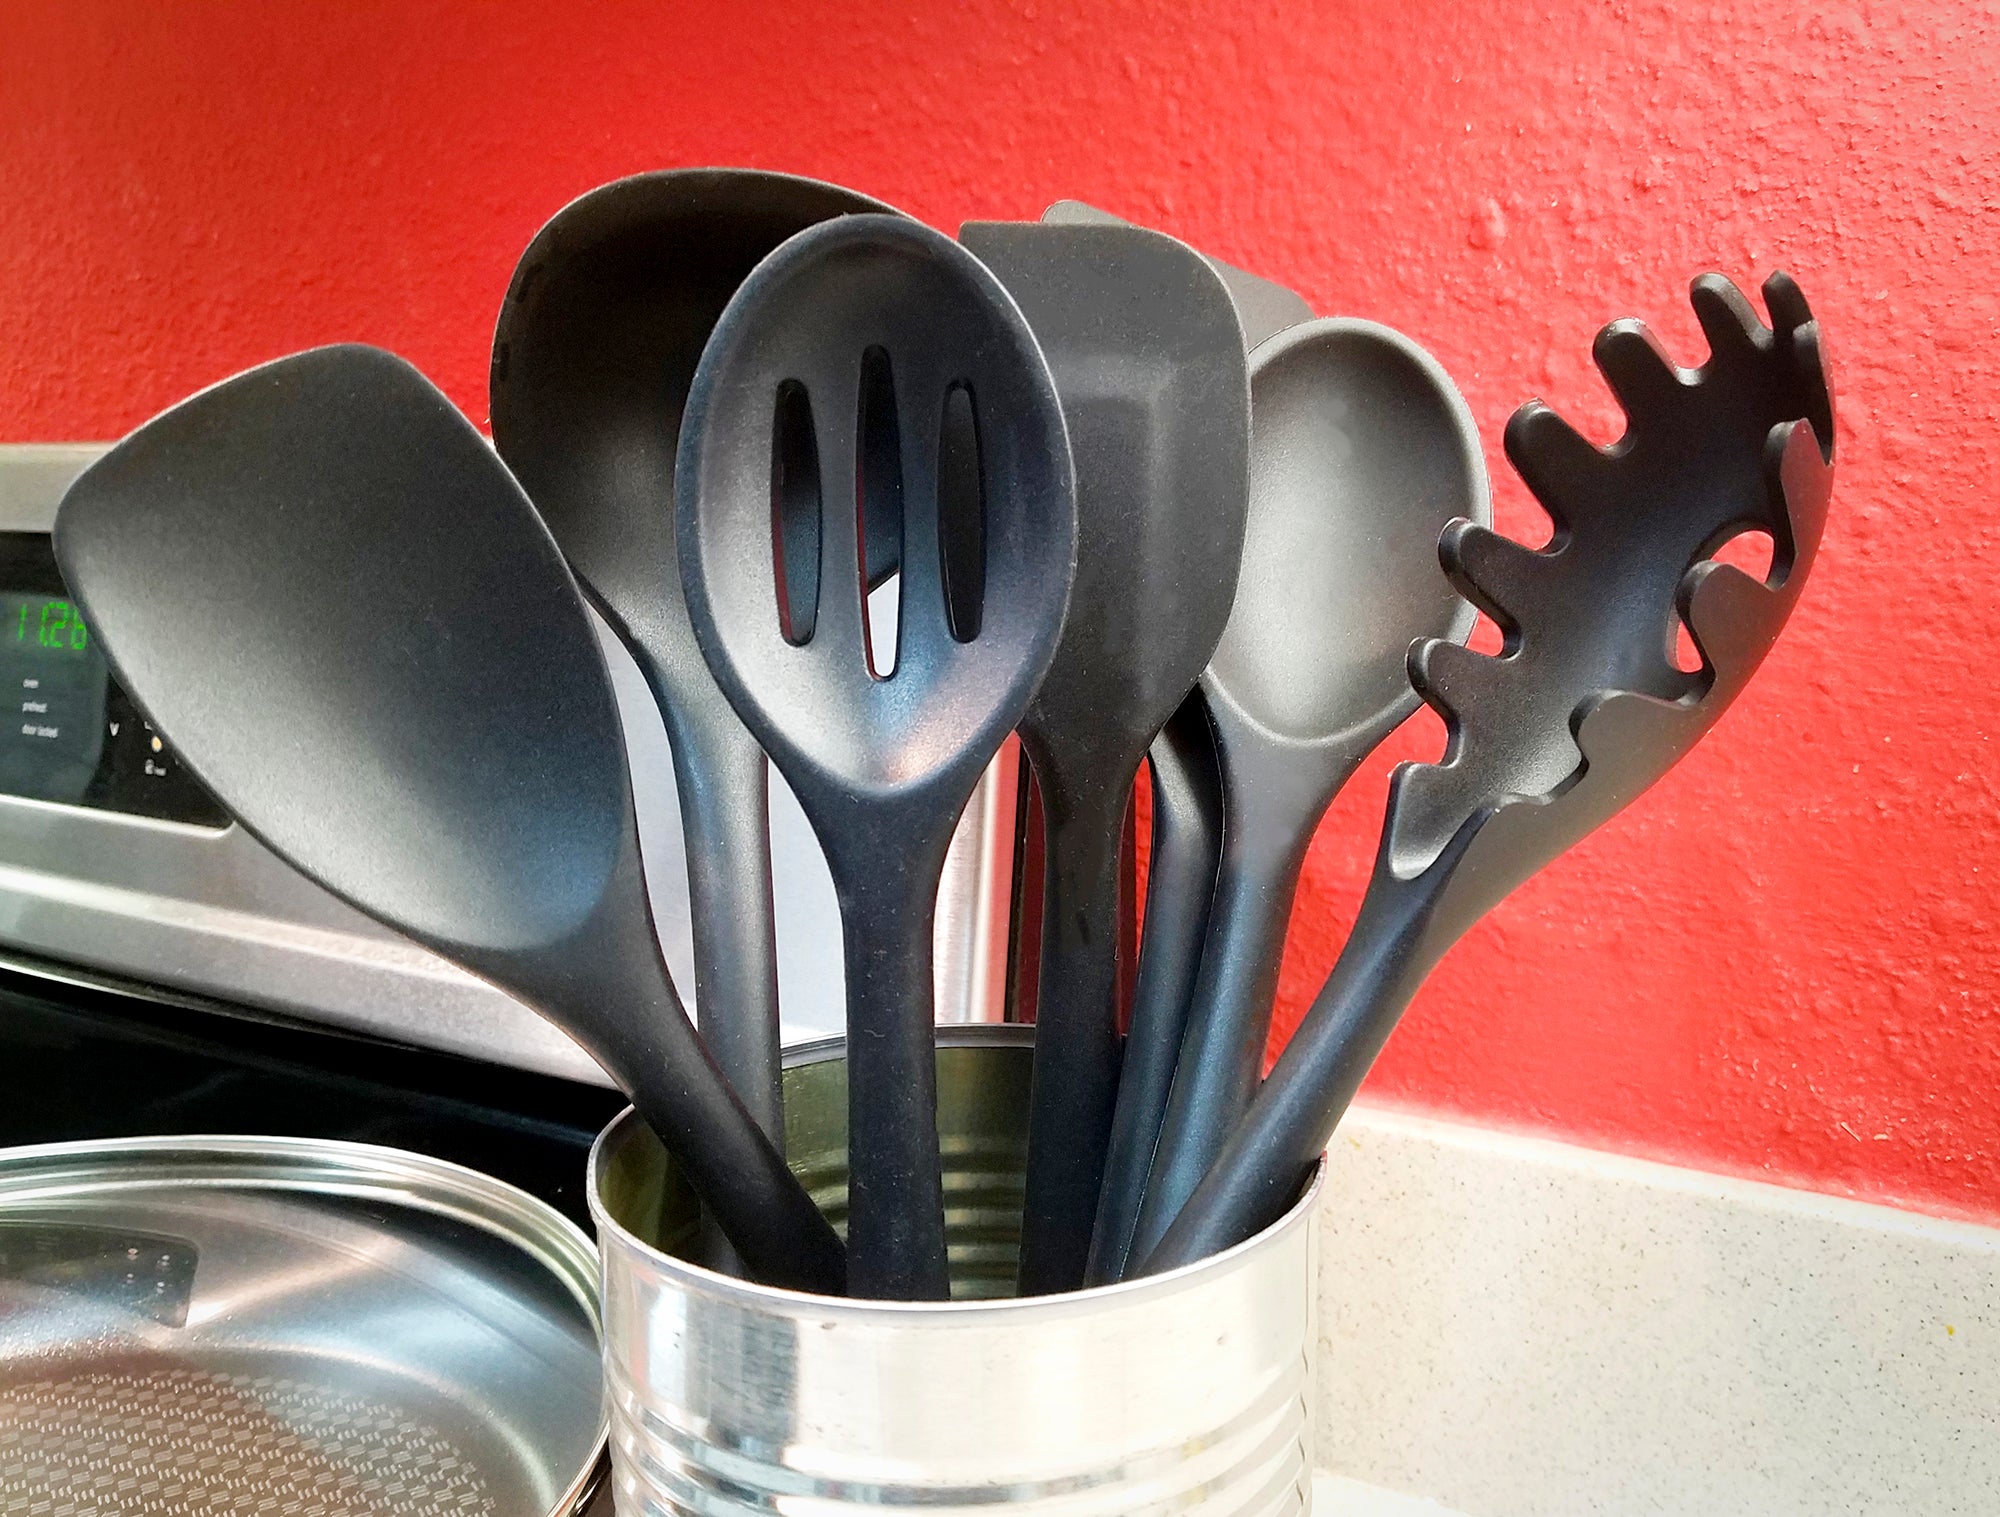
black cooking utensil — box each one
[53,345,845,1296]
[491,169,900,1144]
[1141,272,1836,1272]
[1040,200,1313,349]
[1130,319,1489,1264]
[957,219,1250,1296]
[676,215,1077,1299]
[1085,693,1226,1284]
[1068,202,1311,1286]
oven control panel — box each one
[0,533,226,827]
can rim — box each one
[588,1030,1326,1315]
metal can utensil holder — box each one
[590,1026,1322,1514]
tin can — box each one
[591,1025,1322,1514]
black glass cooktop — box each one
[0,963,626,1228]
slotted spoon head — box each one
[676,213,1077,830]
[677,213,1075,1298]
[1392,270,1834,902]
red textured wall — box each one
[5,2,1995,1221]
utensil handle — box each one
[536,847,845,1297]
[1137,862,1446,1275]
[1087,700,1225,1285]
[667,705,783,1141]
[1016,776,1128,1296]
[1129,791,1313,1263]
[832,837,954,1300]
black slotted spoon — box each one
[1142,272,1836,1272]
[491,169,900,1145]
[677,215,1077,1299]
[53,345,845,1295]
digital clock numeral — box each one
[26,599,87,652]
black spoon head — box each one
[491,169,902,683]
[1209,318,1489,754]
[54,345,631,959]
[1392,271,1833,895]
[677,214,1077,819]
[957,219,1249,789]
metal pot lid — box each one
[0,1134,606,1517]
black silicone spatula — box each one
[958,219,1250,1295]
[1129,318,1489,1266]
[53,345,845,1296]
[1039,200,1312,349]
[1141,272,1836,1272]
[491,169,900,1144]
[677,216,1077,1299]
[1067,200,1311,1286]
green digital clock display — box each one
[0,536,227,826]
[13,596,89,654]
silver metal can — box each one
[591,1025,1323,1514]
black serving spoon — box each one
[1129,318,1489,1265]
[957,219,1250,1295]
[53,345,845,1297]
[491,169,900,1144]
[677,216,1077,1299]
[1141,272,1836,1272]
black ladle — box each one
[957,219,1250,1295]
[1130,319,1489,1264]
[677,216,1077,1299]
[491,169,899,1143]
[1142,273,1836,1271]
[53,345,846,1297]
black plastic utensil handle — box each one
[1136,850,1447,1275]
[1014,765,1127,1296]
[829,826,956,1299]
[665,703,783,1138]
[1127,744,1335,1264]
[547,851,849,1295]
[1087,696,1225,1285]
